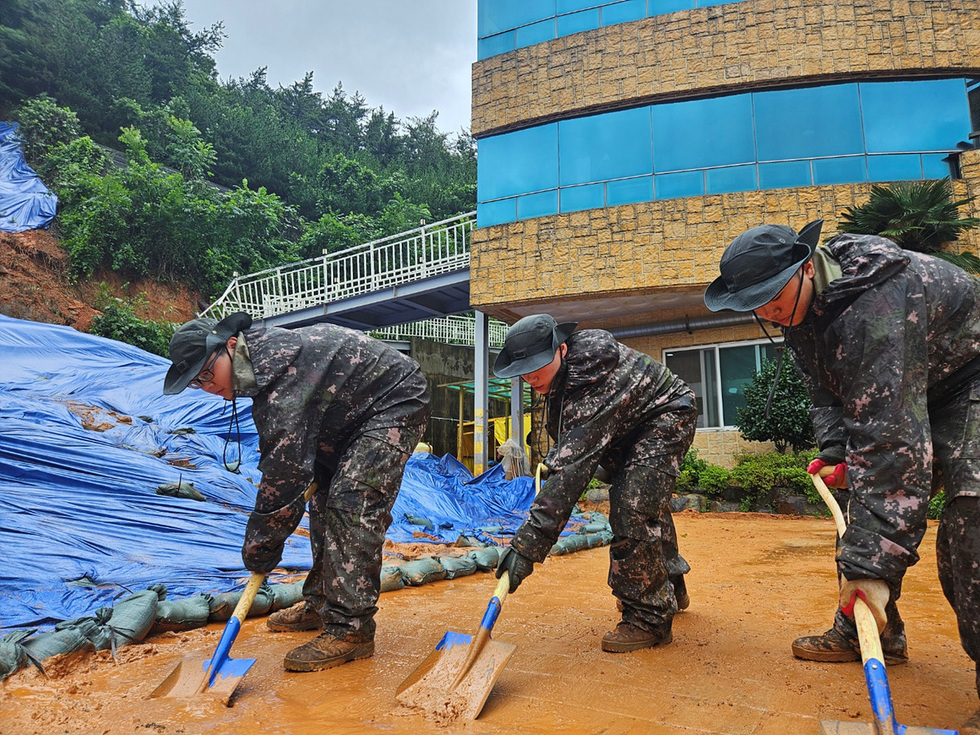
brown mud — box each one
[1,512,974,735]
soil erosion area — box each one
[1,511,974,734]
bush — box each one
[89,287,176,357]
[697,465,730,497]
[929,490,946,520]
[727,452,814,509]
[735,356,815,453]
[676,449,709,490]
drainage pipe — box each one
[608,312,759,340]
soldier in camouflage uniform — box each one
[164,312,429,672]
[493,314,697,652]
[705,221,980,733]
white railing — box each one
[370,315,509,348]
[202,211,476,320]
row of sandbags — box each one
[0,512,612,681]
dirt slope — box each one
[0,228,199,329]
[0,512,974,735]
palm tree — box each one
[838,178,980,273]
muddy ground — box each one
[1,511,974,735]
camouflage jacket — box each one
[513,329,694,562]
[236,324,430,572]
[785,233,980,584]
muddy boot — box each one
[283,630,375,672]
[671,575,690,611]
[962,708,980,735]
[267,601,323,632]
[791,623,908,665]
[601,623,672,653]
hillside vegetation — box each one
[0,0,476,317]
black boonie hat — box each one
[704,219,823,313]
[163,311,252,395]
[493,314,577,379]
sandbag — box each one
[84,588,159,651]
[269,580,305,611]
[152,594,212,634]
[399,557,446,586]
[155,479,206,501]
[468,546,501,571]
[207,582,275,621]
[22,619,98,664]
[439,555,478,580]
[380,566,405,593]
[0,629,33,680]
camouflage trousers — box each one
[303,422,426,640]
[606,397,698,635]
[833,377,980,694]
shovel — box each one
[395,570,517,720]
[810,471,958,735]
[150,481,318,705]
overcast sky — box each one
[146,1,478,136]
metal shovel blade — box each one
[396,630,517,720]
[147,650,256,705]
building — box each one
[469,0,980,466]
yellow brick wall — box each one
[470,179,977,312]
[472,0,980,137]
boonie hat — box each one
[163,311,253,395]
[704,219,823,313]
[493,314,577,379]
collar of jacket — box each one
[231,331,259,396]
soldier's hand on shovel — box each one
[496,547,534,593]
[840,578,890,633]
[808,456,847,488]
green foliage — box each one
[697,465,731,498]
[89,287,175,357]
[928,490,946,520]
[676,449,709,490]
[727,452,814,508]
[12,93,83,166]
[838,179,980,269]
[735,356,815,453]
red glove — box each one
[808,458,847,488]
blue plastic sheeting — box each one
[0,315,536,630]
[0,122,57,233]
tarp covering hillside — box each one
[0,315,535,630]
[0,123,57,232]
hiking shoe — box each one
[791,626,908,665]
[601,623,672,653]
[283,631,375,672]
[960,707,980,735]
[267,601,323,632]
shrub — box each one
[697,465,730,497]
[929,490,946,520]
[727,452,814,509]
[676,449,709,490]
[89,287,175,357]
[735,356,815,453]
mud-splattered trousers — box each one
[235,325,430,639]
[510,329,697,635]
[784,234,980,690]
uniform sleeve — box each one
[827,283,932,585]
[242,396,319,573]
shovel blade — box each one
[147,654,256,706]
[820,719,956,734]
[396,631,517,721]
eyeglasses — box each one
[189,348,223,389]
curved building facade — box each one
[469,0,980,462]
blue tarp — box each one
[0,315,536,630]
[0,122,57,233]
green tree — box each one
[838,178,980,273]
[735,356,815,453]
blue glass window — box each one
[862,79,970,153]
[556,9,601,36]
[516,19,557,48]
[655,170,703,199]
[706,165,757,194]
[758,160,811,189]
[653,95,755,172]
[478,33,516,59]
[601,0,646,24]
[559,107,652,185]
[755,84,863,160]
[607,176,654,206]
[478,124,558,201]
[923,154,954,180]
[561,183,605,212]
[518,190,560,220]
[477,199,518,228]
[867,154,922,182]
[812,156,867,185]
[478,0,555,37]
[557,0,606,12]
[648,0,696,13]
